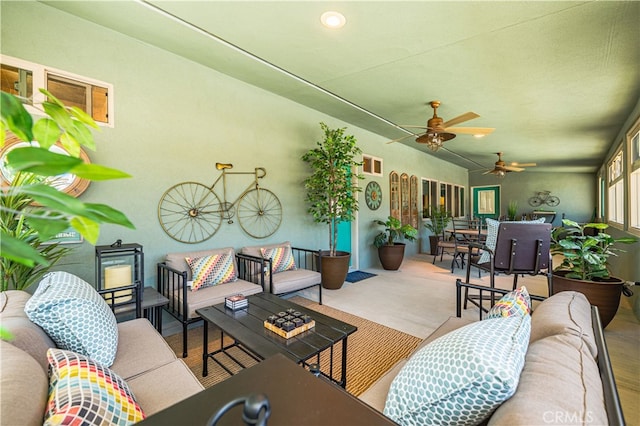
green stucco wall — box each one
[1,1,468,285]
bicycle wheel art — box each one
[158,182,223,243]
[237,188,282,238]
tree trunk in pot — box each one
[552,270,624,328]
[377,243,406,271]
[319,251,350,289]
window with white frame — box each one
[421,178,464,218]
[607,149,624,225]
[362,154,382,176]
[1,55,114,126]
[629,128,640,232]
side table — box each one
[141,287,169,333]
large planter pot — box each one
[552,270,625,328]
[377,243,406,271]
[319,251,350,290]
[428,235,439,256]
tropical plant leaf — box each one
[25,215,70,241]
[70,216,100,244]
[71,163,132,180]
[0,91,33,141]
[0,235,49,268]
[33,118,61,149]
[6,147,82,175]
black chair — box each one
[431,215,456,265]
[464,222,552,310]
[449,218,482,272]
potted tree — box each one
[423,206,451,255]
[374,216,418,270]
[302,122,363,289]
[551,219,637,327]
[1,90,134,291]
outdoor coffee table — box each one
[196,292,357,388]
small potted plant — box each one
[507,200,518,221]
[423,206,451,255]
[551,219,637,327]
[373,216,418,270]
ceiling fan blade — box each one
[398,125,428,129]
[510,162,536,167]
[445,127,495,135]
[482,169,496,175]
[503,165,525,172]
[386,133,421,144]
[442,111,479,128]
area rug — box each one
[164,296,421,396]
[345,270,377,283]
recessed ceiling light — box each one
[473,134,486,138]
[321,11,346,29]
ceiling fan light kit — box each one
[483,152,537,177]
[388,100,495,152]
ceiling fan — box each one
[388,100,495,151]
[483,152,536,177]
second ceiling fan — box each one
[388,100,495,151]
[483,152,537,177]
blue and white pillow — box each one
[24,271,119,366]
[384,315,531,425]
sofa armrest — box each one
[98,281,143,319]
[592,306,626,426]
[291,247,321,272]
[235,252,266,290]
[157,262,189,321]
[455,279,546,320]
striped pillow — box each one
[486,286,531,319]
[45,348,145,426]
[261,246,297,274]
[186,253,238,291]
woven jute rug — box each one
[164,296,421,396]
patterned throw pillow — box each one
[384,315,531,426]
[486,286,531,319]
[186,253,238,291]
[478,218,546,263]
[24,271,119,366]
[260,246,297,274]
[46,348,145,426]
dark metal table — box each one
[196,293,357,388]
[138,353,395,426]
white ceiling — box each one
[42,1,640,173]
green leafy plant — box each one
[507,200,518,221]
[0,89,134,291]
[302,122,363,256]
[551,219,637,281]
[374,216,418,248]
[423,206,451,235]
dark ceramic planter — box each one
[552,270,624,328]
[377,243,406,271]
[428,235,439,256]
[319,251,350,290]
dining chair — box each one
[463,221,552,310]
[431,215,456,265]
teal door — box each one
[336,220,351,256]
[472,185,501,221]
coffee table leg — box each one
[202,320,209,377]
[340,336,349,389]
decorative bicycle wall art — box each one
[528,190,560,208]
[158,163,282,243]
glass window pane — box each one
[1,64,33,104]
[47,75,88,111]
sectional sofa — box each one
[359,280,625,425]
[0,272,203,425]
